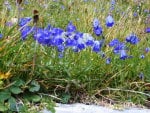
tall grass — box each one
[0,0,150,105]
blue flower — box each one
[110,0,116,11]
[83,33,94,46]
[139,72,144,80]
[106,58,111,64]
[106,15,115,27]
[113,43,125,54]
[86,39,94,46]
[109,38,120,47]
[93,26,103,36]
[77,38,85,50]
[120,50,128,60]
[20,26,32,40]
[52,35,65,46]
[61,5,65,10]
[145,47,150,53]
[111,0,116,5]
[74,32,83,40]
[133,12,138,17]
[51,28,64,36]
[0,34,3,39]
[43,37,52,46]
[145,27,150,33]
[33,28,52,46]
[72,46,79,52]
[77,44,85,50]
[66,22,76,33]
[144,9,149,13]
[140,54,145,59]
[41,33,52,46]
[57,45,65,52]
[92,40,103,53]
[19,17,32,27]
[93,18,103,36]
[126,33,139,44]
[66,38,77,47]
[64,32,73,38]
[100,51,105,58]
[45,24,52,31]
[93,18,100,28]
[33,28,44,40]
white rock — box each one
[41,103,150,113]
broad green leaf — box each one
[0,89,11,102]
[0,80,3,89]
[10,86,22,94]
[0,80,3,86]
[0,103,8,112]
[14,79,25,86]
[29,80,40,92]
[8,97,17,111]
[31,95,41,102]
[61,93,71,104]
[24,94,41,102]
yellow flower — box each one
[0,70,11,79]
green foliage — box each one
[8,97,17,111]
[0,103,8,112]
[0,89,11,102]
[29,80,40,92]
[24,93,41,103]
[10,86,22,94]
[0,78,54,112]
[0,0,150,111]
[60,93,71,104]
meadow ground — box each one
[0,0,150,112]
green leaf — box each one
[10,86,22,94]
[0,80,3,86]
[14,79,25,86]
[61,93,71,104]
[8,97,17,111]
[0,103,8,112]
[31,95,41,102]
[29,80,40,92]
[0,89,11,102]
[0,80,4,89]
[24,94,41,102]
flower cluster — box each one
[109,38,127,60]
[109,34,139,60]
[93,15,115,35]
[19,17,32,27]
[18,15,143,62]
[19,19,105,57]
[93,18,103,36]
[126,33,139,44]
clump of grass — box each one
[0,0,150,111]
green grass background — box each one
[0,0,150,106]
